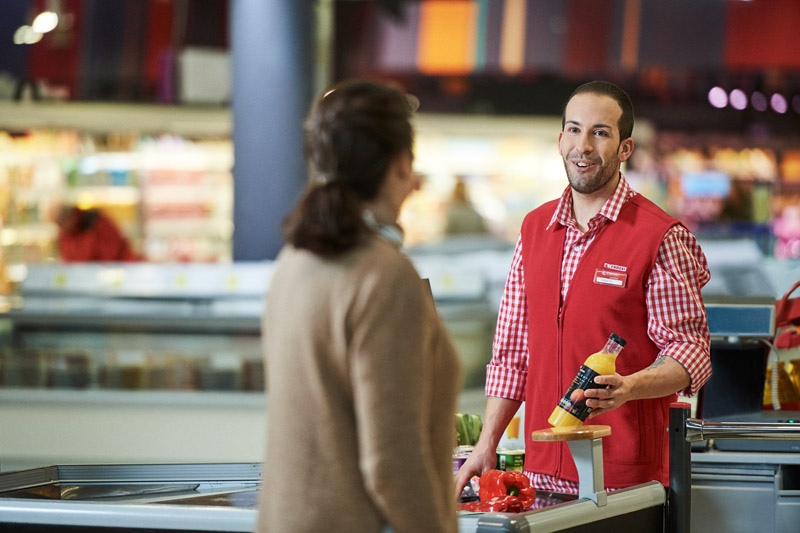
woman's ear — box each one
[395,149,413,180]
[386,150,413,187]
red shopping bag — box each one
[775,280,800,349]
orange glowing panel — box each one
[417,1,478,75]
[620,0,641,69]
[499,0,526,75]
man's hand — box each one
[453,397,522,500]
[584,372,630,418]
[453,444,496,500]
[584,355,691,418]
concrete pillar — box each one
[230,0,314,260]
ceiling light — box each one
[729,89,747,110]
[751,91,768,112]
[32,11,59,33]
[770,93,788,114]
[13,25,43,45]
[708,87,728,108]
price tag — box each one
[53,271,68,289]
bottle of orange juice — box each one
[548,333,626,427]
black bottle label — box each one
[556,365,604,422]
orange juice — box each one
[548,334,626,427]
[506,416,520,439]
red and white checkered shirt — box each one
[486,175,711,494]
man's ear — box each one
[618,137,634,163]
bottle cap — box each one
[609,333,626,347]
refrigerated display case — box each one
[0,463,261,533]
[0,262,269,472]
[0,253,504,471]
[0,463,666,533]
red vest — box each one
[521,194,680,488]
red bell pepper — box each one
[459,495,525,513]
[458,470,536,513]
[478,470,536,509]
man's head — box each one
[562,81,634,142]
[558,81,635,196]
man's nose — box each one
[575,132,593,154]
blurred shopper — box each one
[773,205,800,259]
[455,81,712,496]
[56,205,140,262]
[444,177,487,236]
[257,80,461,533]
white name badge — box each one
[593,269,628,288]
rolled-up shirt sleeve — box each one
[485,235,529,401]
[646,225,712,397]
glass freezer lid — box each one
[0,463,261,507]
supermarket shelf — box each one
[0,101,230,137]
[4,308,261,334]
[0,387,265,408]
[64,185,140,205]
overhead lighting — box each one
[792,95,800,114]
[751,91,768,112]
[708,86,728,108]
[13,25,43,45]
[729,89,748,110]
[770,93,788,114]
[32,11,59,34]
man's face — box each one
[558,93,633,195]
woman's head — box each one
[304,79,415,201]
[283,79,417,256]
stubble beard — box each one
[563,154,620,195]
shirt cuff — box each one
[485,363,527,401]
[664,342,712,397]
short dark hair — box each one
[562,81,634,141]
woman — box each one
[257,80,461,532]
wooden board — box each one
[530,425,611,441]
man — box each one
[455,81,711,497]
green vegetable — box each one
[455,413,483,446]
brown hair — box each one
[562,80,635,141]
[282,79,415,256]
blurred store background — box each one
[1,0,800,265]
[2,0,800,469]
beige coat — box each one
[257,235,461,533]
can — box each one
[496,449,524,472]
[453,445,473,476]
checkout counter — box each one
[1,245,799,532]
[0,294,787,532]
[0,464,666,533]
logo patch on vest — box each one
[603,262,627,272]
[593,268,628,288]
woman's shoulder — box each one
[340,237,419,288]
[274,237,418,285]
